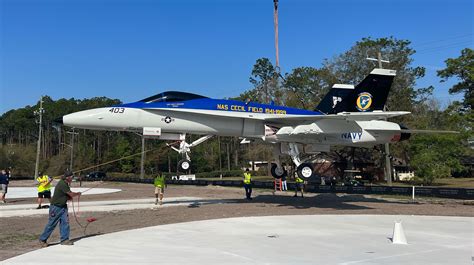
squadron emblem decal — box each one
[356,92,373,111]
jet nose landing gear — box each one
[178,159,191,172]
[168,135,214,173]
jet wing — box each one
[264,111,411,125]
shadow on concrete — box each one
[176,192,416,211]
[249,193,373,210]
[45,233,102,247]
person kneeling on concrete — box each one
[154,172,166,205]
[39,171,81,247]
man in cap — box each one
[39,171,81,247]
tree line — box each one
[0,37,472,184]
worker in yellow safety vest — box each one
[36,172,53,209]
[243,169,252,200]
[154,172,166,205]
[294,174,304,198]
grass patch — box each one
[0,233,38,245]
[373,178,474,188]
[431,178,474,188]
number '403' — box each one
[109,108,125,113]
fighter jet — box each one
[59,68,414,179]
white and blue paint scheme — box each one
[61,68,413,179]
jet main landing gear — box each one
[276,143,316,181]
[270,163,287,179]
[296,163,314,180]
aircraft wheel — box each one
[297,163,314,180]
[270,163,287,179]
[178,159,191,172]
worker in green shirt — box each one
[154,172,166,205]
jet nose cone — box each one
[54,117,63,124]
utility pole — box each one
[140,135,145,179]
[66,130,79,172]
[133,132,146,179]
[366,51,392,186]
[226,143,230,171]
[168,152,171,173]
[218,136,222,177]
[273,0,280,70]
[34,97,44,179]
[269,0,281,177]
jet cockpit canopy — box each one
[140,91,208,103]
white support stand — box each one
[391,220,408,244]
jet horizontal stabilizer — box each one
[400,129,459,134]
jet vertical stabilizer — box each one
[317,68,396,114]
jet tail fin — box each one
[316,68,396,114]
[316,84,354,114]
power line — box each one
[416,41,472,55]
[413,34,472,48]
[411,34,472,55]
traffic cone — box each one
[391,220,408,244]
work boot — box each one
[39,240,48,248]
[60,240,74,246]
[36,205,42,209]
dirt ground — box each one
[1,180,473,261]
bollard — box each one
[392,220,408,244]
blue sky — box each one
[1,0,472,113]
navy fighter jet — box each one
[60,68,413,179]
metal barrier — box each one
[10,176,474,199]
[106,177,474,200]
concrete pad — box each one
[0,197,203,217]
[2,215,472,265]
[5,187,121,199]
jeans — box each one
[282,180,287,191]
[39,205,70,242]
[244,184,252,199]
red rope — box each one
[71,195,97,235]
